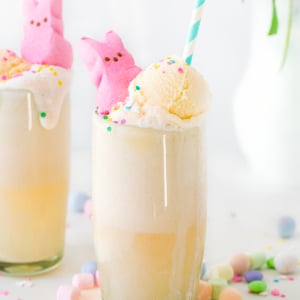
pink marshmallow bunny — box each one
[21,0,73,69]
[78,31,142,113]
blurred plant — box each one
[244,0,294,68]
[268,0,293,68]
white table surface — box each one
[0,150,299,300]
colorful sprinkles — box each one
[100,100,133,131]
[178,67,184,74]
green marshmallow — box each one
[266,257,275,269]
[208,263,234,281]
[247,251,266,270]
[209,278,228,300]
[248,280,267,294]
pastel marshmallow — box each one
[247,251,266,270]
[274,252,298,274]
[198,280,212,300]
[57,285,80,300]
[95,271,101,287]
[72,273,95,290]
[21,0,73,68]
[219,287,243,300]
[209,278,228,300]
[244,270,263,283]
[207,263,234,282]
[277,216,296,239]
[80,260,97,276]
[229,252,250,275]
[84,199,93,218]
[68,192,90,213]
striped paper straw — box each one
[183,0,206,65]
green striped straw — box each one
[183,0,206,65]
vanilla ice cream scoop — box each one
[128,56,211,119]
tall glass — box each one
[0,90,70,276]
[92,115,206,300]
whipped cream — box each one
[107,100,204,130]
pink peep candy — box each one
[78,31,142,113]
[21,0,73,68]
[84,199,93,218]
[72,273,95,290]
[57,285,80,300]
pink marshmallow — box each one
[78,31,141,113]
[21,0,73,68]
[72,273,95,290]
[95,271,101,287]
[84,199,93,218]
[57,285,80,300]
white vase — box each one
[233,0,300,185]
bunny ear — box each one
[23,0,37,16]
[103,31,125,50]
[78,37,104,87]
[48,0,63,19]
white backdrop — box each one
[0,0,252,153]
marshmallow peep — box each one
[21,0,73,69]
[78,31,142,113]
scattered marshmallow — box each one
[248,280,267,294]
[68,192,90,213]
[84,199,93,218]
[229,252,250,275]
[274,251,298,274]
[95,271,101,287]
[244,270,263,283]
[207,263,234,282]
[266,257,275,269]
[277,216,296,239]
[219,287,242,300]
[247,251,266,270]
[56,285,80,300]
[198,280,212,300]
[209,278,228,300]
[72,273,95,290]
[80,260,97,276]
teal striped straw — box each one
[183,0,206,65]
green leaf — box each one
[281,0,293,69]
[268,0,279,35]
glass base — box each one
[0,254,63,277]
